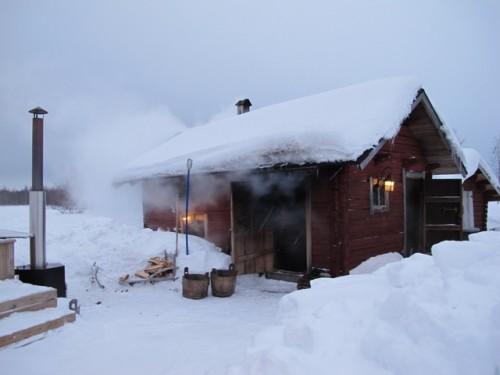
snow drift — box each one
[229,231,500,375]
[349,252,403,275]
[1,206,230,296]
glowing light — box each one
[384,179,395,192]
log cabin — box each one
[116,77,498,277]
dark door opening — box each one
[231,176,307,274]
[405,176,424,256]
[267,184,306,272]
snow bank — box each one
[0,278,54,303]
[117,77,421,182]
[0,206,230,296]
[349,252,403,275]
[229,233,500,375]
[0,206,295,375]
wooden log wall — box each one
[340,125,427,272]
[142,178,232,252]
[309,168,337,274]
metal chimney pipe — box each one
[18,106,67,297]
[235,99,252,115]
[28,107,48,269]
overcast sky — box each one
[1,0,500,190]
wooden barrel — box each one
[182,267,209,300]
[210,263,237,297]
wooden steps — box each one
[0,305,75,348]
[0,281,76,349]
[0,289,57,320]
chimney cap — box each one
[29,107,48,116]
[235,99,252,107]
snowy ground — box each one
[0,206,295,375]
[1,205,500,374]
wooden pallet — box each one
[0,311,75,348]
[0,289,57,320]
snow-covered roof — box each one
[433,148,500,196]
[117,77,427,182]
[463,148,500,195]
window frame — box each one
[370,177,390,214]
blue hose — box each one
[185,161,191,255]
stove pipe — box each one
[28,107,48,269]
[235,98,252,115]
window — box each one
[182,213,208,238]
[370,177,389,213]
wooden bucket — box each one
[210,263,237,297]
[182,267,209,300]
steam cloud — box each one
[64,95,185,225]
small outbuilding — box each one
[117,77,496,276]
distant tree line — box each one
[0,186,75,208]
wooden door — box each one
[231,183,274,274]
[423,178,463,251]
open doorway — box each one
[404,172,424,256]
[266,184,306,272]
[231,175,308,274]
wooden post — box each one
[0,239,15,280]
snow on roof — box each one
[0,229,30,239]
[433,148,500,195]
[116,77,422,183]
[463,148,500,194]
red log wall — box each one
[143,179,232,251]
[309,167,338,274]
[339,125,427,272]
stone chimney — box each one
[235,99,252,115]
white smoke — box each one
[63,95,185,225]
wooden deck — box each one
[0,311,75,348]
[0,285,75,348]
[0,289,57,320]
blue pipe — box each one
[185,165,191,255]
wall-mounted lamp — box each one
[375,167,395,192]
[384,179,395,192]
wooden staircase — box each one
[0,283,76,348]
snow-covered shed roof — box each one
[433,148,500,197]
[116,77,462,183]
[463,148,500,195]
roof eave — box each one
[356,90,467,176]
